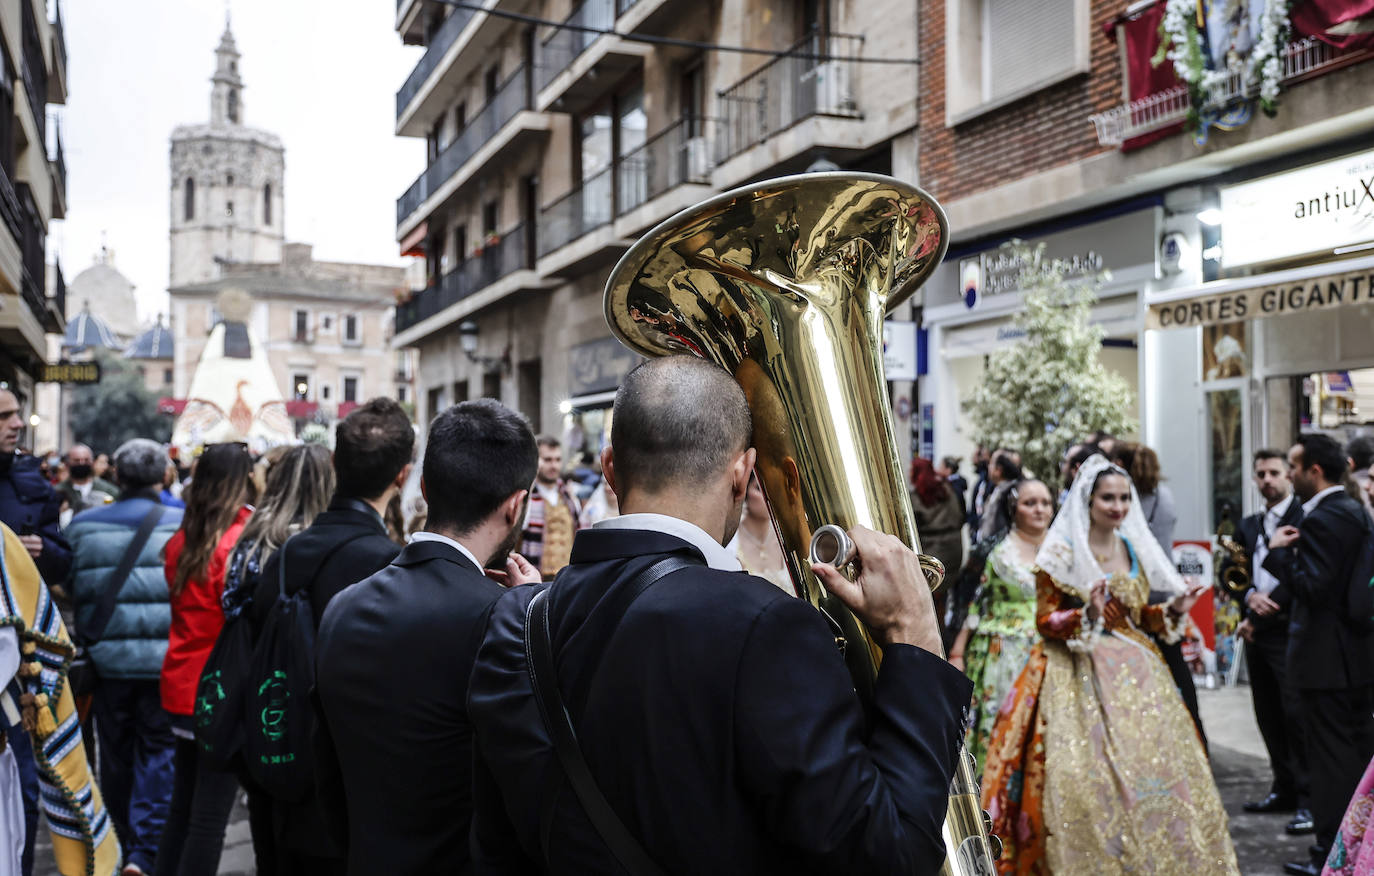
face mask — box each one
[69,464,93,479]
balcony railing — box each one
[51,0,66,76]
[615,0,640,14]
[539,166,614,257]
[1090,37,1374,147]
[50,122,65,200]
[50,258,65,321]
[16,184,45,325]
[397,66,531,226]
[21,0,45,138]
[540,117,719,257]
[536,0,615,94]
[396,223,531,334]
[396,5,477,118]
[615,116,715,215]
[715,32,863,163]
[0,160,22,246]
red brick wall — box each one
[918,0,1124,205]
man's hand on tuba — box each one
[811,525,943,656]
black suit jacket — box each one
[251,496,401,633]
[314,538,506,875]
[1263,490,1374,690]
[1225,498,1303,634]
[468,527,972,876]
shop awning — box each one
[1145,253,1374,330]
[399,222,428,258]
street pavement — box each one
[31,681,1319,875]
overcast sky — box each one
[54,0,425,323]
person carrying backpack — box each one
[247,399,413,876]
[156,443,256,876]
[1262,433,1374,876]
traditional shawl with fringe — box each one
[0,524,121,876]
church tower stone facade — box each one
[168,20,285,287]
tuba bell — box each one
[604,172,999,875]
[1217,535,1251,594]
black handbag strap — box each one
[83,504,167,646]
[525,554,698,876]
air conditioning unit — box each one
[683,136,711,180]
[809,60,856,115]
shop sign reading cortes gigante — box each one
[1147,263,1374,329]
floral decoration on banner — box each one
[1154,0,1293,135]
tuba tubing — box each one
[605,172,999,875]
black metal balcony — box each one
[535,0,615,94]
[50,259,65,327]
[15,184,45,327]
[50,0,66,79]
[615,0,640,15]
[615,116,715,216]
[538,166,614,258]
[396,5,477,120]
[397,66,531,227]
[395,223,531,334]
[0,160,22,247]
[50,122,65,204]
[715,32,862,163]
[21,0,45,140]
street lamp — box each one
[457,320,511,373]
[28,414,39,427]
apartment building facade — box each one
[918,0,1374,540]
[0,0,67,426]
[391,0,922,461]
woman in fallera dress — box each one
[982,454,1240,875]
[948,478,1053,772]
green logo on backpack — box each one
[258,670,290,742]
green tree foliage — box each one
[67,350,173,453]
[963,242,1137,481]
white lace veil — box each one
[1034,453,1185,601]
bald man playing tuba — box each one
[468,356,971,875]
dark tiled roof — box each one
[125,320,174,360]
[62,308,121,353]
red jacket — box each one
[160,505,252,715]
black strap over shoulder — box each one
[525,554,699,876]
[82,504,167,646]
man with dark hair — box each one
[468,356,971,873]
[1264,433,1374,876]
[250,397,414,875]
[315,399,538,874]
[519,434,582,579]
[1346,435,1374,518]
[1227,449,1309,833]
[976,449,1023,542]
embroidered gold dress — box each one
[981,537,1239,875]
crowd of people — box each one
[918,430,1374,876]
[0,366,1371,874]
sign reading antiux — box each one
[1147,265,1374,330]
[39,361,102,384]
[1221,149,1374,269]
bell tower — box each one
[168,19,285,288]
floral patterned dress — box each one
[980,537,1240,875]
[962,536,1038,772]
[1326,757,1374,876]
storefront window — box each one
[562,406,613,471]
[1207,387,1244,537]
[1305,369,1374,433]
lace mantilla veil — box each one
[1034,454,1185,601]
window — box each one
[226,201,235,217]
[397,385,408,403]
[343,377,359,404]
[293,374,310,401]
[454,225,467,265]
[322,385,331,401]
[482,202,499,238]
[163,368,173,385]
[184,178,195,221]
[680,59,705,131]
[294,310,309,341]
[944,0,1088,123]
[226,173,235,186]
[427,120,442,164]
[482,372,501,401]
[264,184,272,225]
[322,314,333,331]
[453,379,469,403]
[227,89,238,124]
[484,65,500,101]
[344,315,359,343]
[454,102,467,134]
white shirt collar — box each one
[1302,484,1346,516]
[593,512,742,572]
[1265,494,1294,522]
[409,530,485,572]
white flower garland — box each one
[1156,0,1294,122]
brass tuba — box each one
[604,172,999,875]
[1217,535,1251,594]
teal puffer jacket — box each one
[66,495,184,680]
